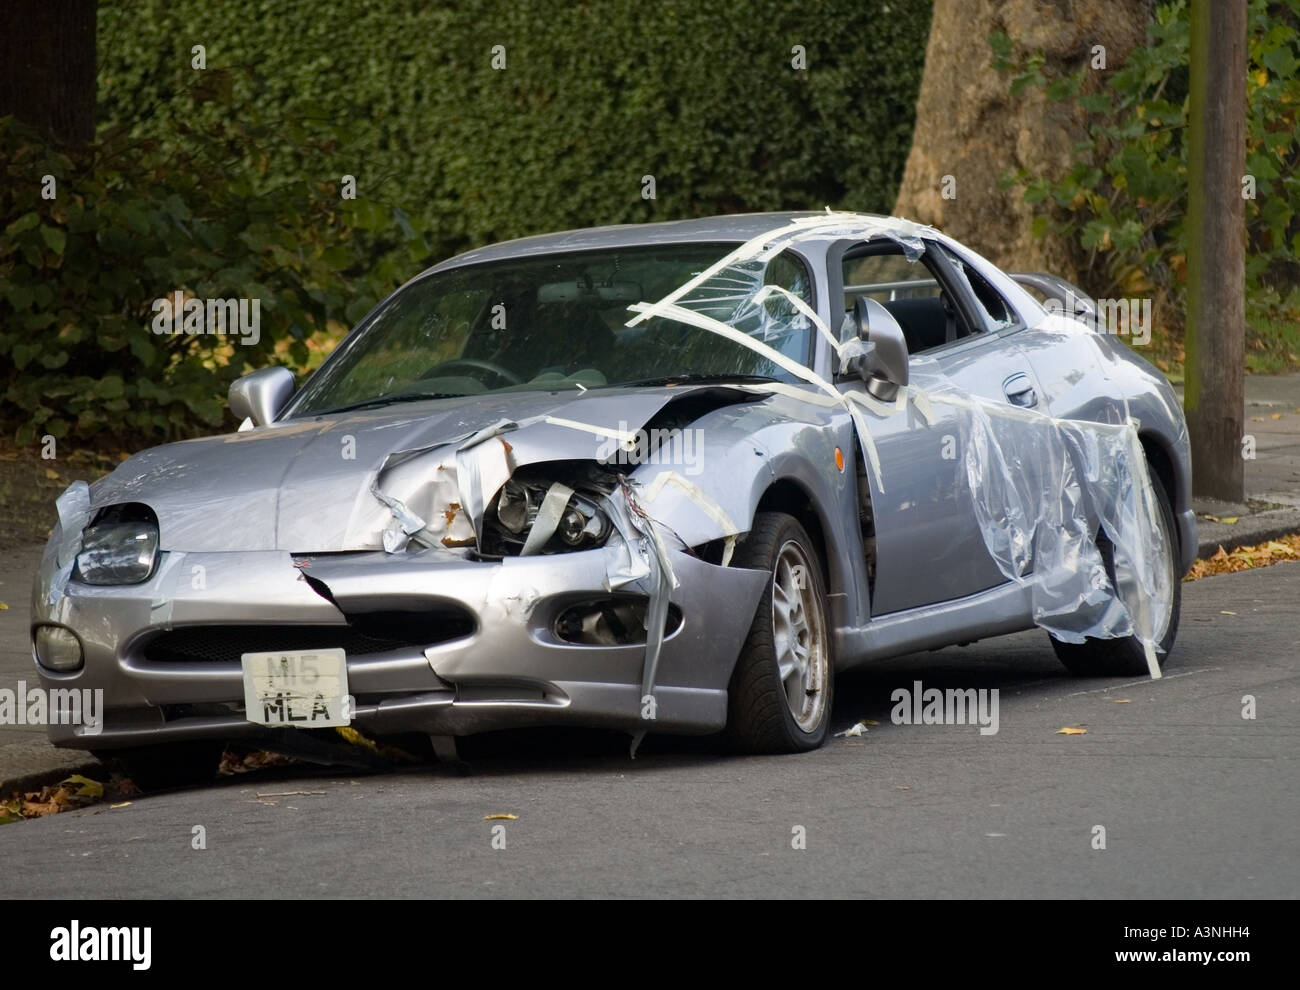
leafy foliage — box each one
[96,0,931,259]
[991,1,1300,369]
[0,97,427,444]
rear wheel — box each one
[94,741,224,793]
[725,512,834,753]
[1051,473,1181,676]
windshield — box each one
[288,243,815,416]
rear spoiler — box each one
[1008,273,1099,328]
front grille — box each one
[140,612,475,665]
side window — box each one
[842,245,963,354]
[936,245,1019,333]
[843,251,940,310]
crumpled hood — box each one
[90,388,708,552]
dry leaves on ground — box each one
[0,773,134,823]
[1184,533,1300,580]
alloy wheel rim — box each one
[771,540,829,732]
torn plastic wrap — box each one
[943,393,1168,674]
[603,477,679,757]
[626,213,1170,677]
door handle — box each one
[1003,372,1037,407]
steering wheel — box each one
[421,358,523,386]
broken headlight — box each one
[74,519,160,585]
[488,480,611,554]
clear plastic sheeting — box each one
[628,212,1170,677]
[941,392,1169,674]
[599,477,682,755]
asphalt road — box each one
[1,562,1296,899]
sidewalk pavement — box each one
[1175,372,1300,557]
[2,372,1299,795]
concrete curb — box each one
[1,758,104,797]
[1195,509,1300,560]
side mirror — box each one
[229,367,295,427]
[841,297,909,400]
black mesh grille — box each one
[140,613,474,665]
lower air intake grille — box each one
[140,612,474,665]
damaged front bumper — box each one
[29,542,767,751]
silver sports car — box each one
[31,212,1193,785]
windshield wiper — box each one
[308,392,465,416]
[608,373,779,388]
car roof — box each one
[421,211,891,275]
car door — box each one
[831,238,1045,615]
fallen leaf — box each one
[897,785,910,790]
[484,813,518,820]
[1112,699,1132,704]
[1221,610,1237,615]
[1272,413,1283,420]
[110,802,131,809]
[0,602,7,610]
[44,468,60,480]
[1055,727,1088,735]
[1219,516,1238,524]
[61,774,103,800]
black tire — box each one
[725,512,834,753]
[1051,472,1182,676]
[94,740,224,793]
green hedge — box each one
[98,0,932,256]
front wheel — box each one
[1050,472,1182,676]
[725,512,834,753]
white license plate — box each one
[240,648,350,728]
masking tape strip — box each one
[520,481,574,556]
[543,415,639,443]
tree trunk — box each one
[1184,0,1246,502]
[0,0,97,146]
[892,0,1152,278]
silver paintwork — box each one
[228,366,295,428]
[30,212,1195,751]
